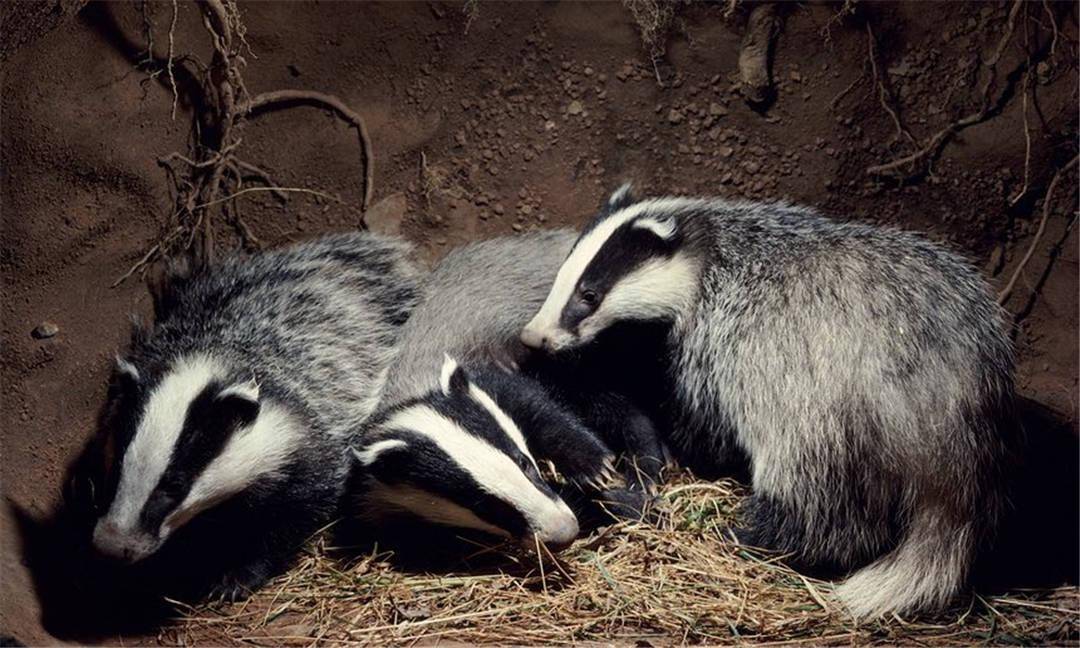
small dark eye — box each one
[517,455,533,472]
[580,289,598,306]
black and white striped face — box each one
[92,354,297,563]
[352,356,579,547]
[522,186,702,353]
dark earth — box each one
[2,1,1077,644]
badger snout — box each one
[531,499,580,550]
[92,519,161,563]
[520,324,547,351]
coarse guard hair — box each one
[523,185,1020,619]
[86,232,422,600]
[352,230,665,548]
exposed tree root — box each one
[997,154,1079,306]
[866,0,1025,180]
[246,89,375,210]
[115,0,375,286]
[865,23,916,147]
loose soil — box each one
[2,1,1077,644]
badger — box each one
[83,233,422,601]
[521,186,1019,618]
[350,230,669,548]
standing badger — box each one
[350,230,667,548]
[86,233,421,600]
[521,186,1019,618]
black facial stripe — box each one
[366,434,531,538]
[137,382,248,532]
[559,223,675,332]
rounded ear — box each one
[631,215,678,242]
[605,182,637,213]
[214,380,261,428]
[351,439,409,467]
[108,356,141,399]
[439,354,470,396]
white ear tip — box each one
[219,379,260,403]
[115,356,140,380]
[439,354,460,395]
[609,182,634,206]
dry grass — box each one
[168,474,1078,646]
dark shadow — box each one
[974,396,1080,590]
[10,499,177,642]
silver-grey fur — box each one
[524,191,1019,618]
[94,232,422,599]
[380,229,577,406]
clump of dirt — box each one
[1,1,1077,644]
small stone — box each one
[708,102,728,117]
[667,109,684,124]
[493,203,505,215]
[718,146,734,158]
[744,161,761,174]
[678,144,690,154]
[789,70,802,82]
[616,65,633,81]
[567,100,584,116]
[32,321,59,340]
[544,120,556,131]
[364,193,407,236]
[520,205,533,216]
[512,223,523,232]
[584,66,594,76]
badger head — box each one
[521,184,703,353]
[91,353,298,563]
[351,355,579,549]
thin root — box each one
[997,154,1079,306]
[246,89,375,209]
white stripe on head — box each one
[582,253,701,337]
[378,404,577,543]
[104,354,225,533]
[524,198,694,342]
[467,384,538,470]
[366,482,510,538]
[162,402,302,534]
[352,438,409,466]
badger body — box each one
[523,188,1019,618]
[352,231,666,546]
[88,233,421,600]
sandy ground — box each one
[1,1,1076,643]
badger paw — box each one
[207,563,272,603]
[569,455,626,493]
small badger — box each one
[351,230,667,547]
[522,186,1019,618]
[84,233,421,600]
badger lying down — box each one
[78,233,422,601]
[523,186,1020,619]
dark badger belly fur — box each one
[75,233,421,601]
[522,186,1020,618]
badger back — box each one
[380,229,577,405]
[94,233,422,562]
